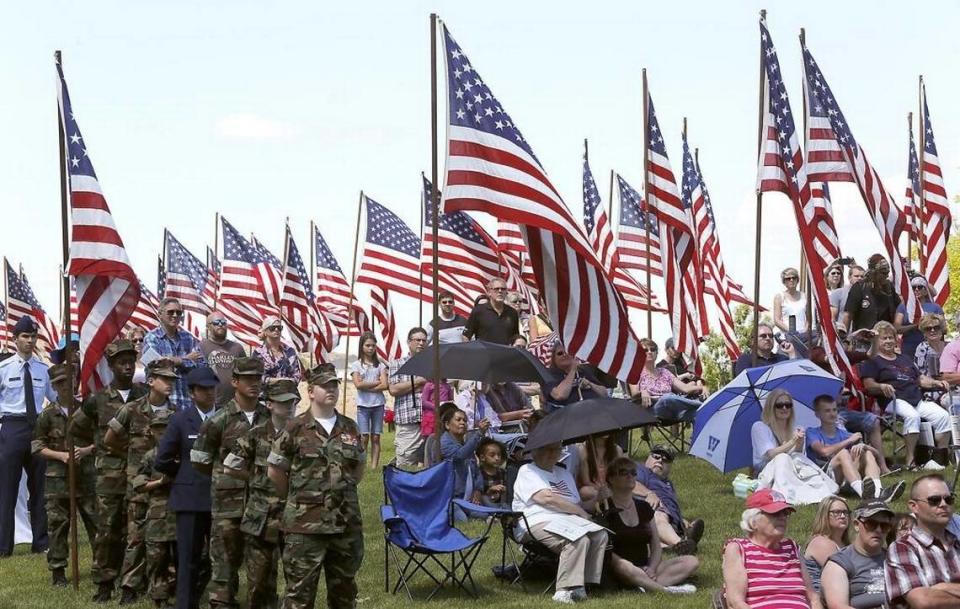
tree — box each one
[941,207,960,329]
[699,304,766,391]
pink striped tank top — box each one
[728,537,811,609]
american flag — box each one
[440,23,646,382]
[5,260,59,355]
[801,61,854,185]
[919,83,951,306]
[683,143,740,360]
[127,280,160,332]
[163,230,211,315]
[252,236,284,308]
[66,277,79,337]
[219,217,280,315]
[757,19,859,385]
[810,183,842,266]
[496,221,542,310]
[281,226,338,362]
[903,119,921,242]
[58,59,140,393]
[0,301,7,350]
[801,44,921,322]
[312,225,368,337]
[204,247,219,311]
[615,174,663,277]
[369,286,402,360]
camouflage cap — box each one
[146,358,179,379]
[105,339,138,360]
[48,363,71,385]
[232,356,265,377]
[265,378,300,402]
[308,363,340,386]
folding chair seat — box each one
[497,513,558,595]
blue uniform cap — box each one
[12,316,38,336]
[186,366,219,388]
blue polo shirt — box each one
[635,464,681,525]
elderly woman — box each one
[252,315,303,382]
[895,276,944,359]
[543,342,607,409]
[803,495,850,594]
[722,489,821,609]
[860,321,951,469]
[513,441,608,604]
[603,456,698,594]
[913,313,948,402]
[629,339,706,423]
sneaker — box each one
[923,460,946,471]
[569,587,588,602]
[686,518,705,543]
[664,584,698,594]
[669,539,698,555]
[637,587,647,593]
[879,480,906,503]
[861,478,877,499]
[552,589,576,604]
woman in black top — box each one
[603,456,699,594]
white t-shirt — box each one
[243,411,255,426]
[512,462,581,530]
[349,360,386,408]
[118,389,131,402]
[751,420,799,470]
[315,414,337,435]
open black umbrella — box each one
[524,398,657,451]
[396,340,552,384]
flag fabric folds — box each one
[5,261,59,355]
[615,174,663,278]
[369,286,402,361]
[919,85,951,306]
[312,225,368,337]
[163,230,212,316]
[281,227,338,362]
[903,121,922,242]
[810,183,842,265]
[128,280,160,333]
[218,217,277,346]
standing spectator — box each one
[462,278,520,344]
[656,338,691,378]
[427,290,467,345]
[885,474,960,608]
[895,277,943,360]
[630,339,706,423]
[824,262,844,292]
[128,326,149,384]
[821,498,893,609]
[252,315,303,383]
[803,495,850,593]
[830,264,865,323]
[0,316,56,558]
[913,313,948,404]
[350,331,388,470]
[144,297,206,410]
[633,446,705,553]
[388,328,428,469]
[774,267,809,334]
[510,334,528,349]
[733,322,795,375]
[200,310,247,408]
[542,342,606,409]
[842,254,901,333]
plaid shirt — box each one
[388,355,420,425]
[143,327,206,411]
[886,525,960,607]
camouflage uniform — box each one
[191,357,268,609]
[133,437,177,606]
[268,407,365,609]
[31,398,98,572]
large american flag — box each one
[615,174,663,277]
[252,236,285,308]
[163,230,211,315]
[919,84,951,306]
[369,286,402,360]
[496,221,542,311]
[58,59,140,393]
[281,227,338,362]
[801,62,854,185]
[204,246,220,311]
[801,44,921,322]
[5,260,59,355]
[218,217,277,345]
[903,119,921,242]
[440,23,646,382]
[312,225,368,337]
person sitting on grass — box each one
[575,434,620,505]
[603,456,698,595]
[633,445,704,555]
[806,394,904,502]
[821,498,893,609]
[472,438,509,509]
[803,495,850,594]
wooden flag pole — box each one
[918,76,926,274]
[607,169,615,235]
[751,10,767,368]
[309,220,316,369]
[642,68,653,340]
[342,192,364,409]
[798,27,815,343]
[430,13,442,411]
[418,174,425,327]
[906,112,915,261]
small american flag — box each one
[615,174,663,277]
[313,225,368,337]
[163,230,211,315]
[369,286,402,360]
[0,301,7,349]
[281,227,338,362]
[810,183,842,266]
[903,120,921,241]
[5,260,59,355]
[919,84,951,306]
[204,247,219,311]
[127,280,160,333]
[58,59,140,393]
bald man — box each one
[199,311,247,408]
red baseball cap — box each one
[746,489,794,514]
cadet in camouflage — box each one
[105,358,178,605]
[71,339,147,602]
[31,363,98,586]
[191,356,268,609]
[268,366,365,609]
[223,378,300,609]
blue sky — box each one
[4,1,958,348]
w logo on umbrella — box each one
[707,436,720,453]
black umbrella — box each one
[396,340,553,384]
[524,398,658,451]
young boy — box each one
[31,363,98,586]
[473,438,508,508]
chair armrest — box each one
[451,498,517,516]
[380,504,401,523]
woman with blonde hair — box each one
[803,495,850,593]
[824,263,844,291]
[774,267,808,334]
[913,312,948,404]
[252,315,303,382]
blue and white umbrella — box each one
[690,359,843,473]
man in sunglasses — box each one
[821,498,893,609]
[426,290,467,345]
[886,474,960,608]
[200,311,247,408]
[143,297,206,411]
[462,279,519,345]
[634,445,704,555]
[733,322,796,376]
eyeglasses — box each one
[614,469,637,477]
[917,494,955,506]
[650,453,673,463]
[758,333,774,339]
[489,286,507,291]
[829,509,850,518]
[774,401,794,410]
[783,276,799,282]
[164,310,184,317]
[266,325,282,332]
[859,519,893,532]
[209,319,228,327]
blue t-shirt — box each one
[804,425,851,464]
[635,464,681,525]
[896,301,944,359]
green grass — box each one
[0,428,929,609]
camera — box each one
[835,256,855,266]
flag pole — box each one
[213,213,220,308]
[751,10,767,368]
[418,175,425,327]
[607,169,615,233]
[3,258,8,352]
[430,13,442,411]
[642,68,653,340]
[906,112,915,261]
[55,49,80,591]
[309,220,316,369]
[918,76,926,274]
[798,27,814,345]
[342,191,363,409]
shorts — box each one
[356,405,385,435]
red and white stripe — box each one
[368,287,402,360]
[127,280,159,333]
[4,261,59,356]
[280,227,338,363]
[919,84,951,306]
[810,183,842,266]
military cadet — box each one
[72,339,147,603]
[105,359,178,606]
[268,366,365,609]
[31,363,97,586]
[191,357,268,609]
[224,378,300,609]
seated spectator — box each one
[821,498,893,609]
[806,395,903,501]
[860,321,951,469]
[804,495,850,594]
[895,277,943,360]
[734,322,796,375]
[885,474,960,608]
[830,264,864,323]
[575,434,620,504]
[482,382,534,430]
[634,445,704,554]
[603,456,698,594]
[630,339,706,423]
[543,342,607,409]
[774,266,809,334]
[842,254,900,335]
[513,442,608,604]
[472,438,508,509]
[722,489,820,609]
[913,313,948,404]
[938,312,960,386]
[527,410,580,477]
[439,407,489,514]
[510,334,528,349]
[656,338,691,378]
[420,378,453,438]
[890,513,915,544]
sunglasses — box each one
[921,326,941,333]
[859,519,893,532]
[131,338,144,344]
[917,494,955,506]
[209,319,228,327]
[164,310,184,317]
[650,453,673,463]
[440,300,454,305]
[266,325,282,332]
[758,333,773,339]
[913,285,928,290]
[644,346,658,353]
[829,509,850,518]
[783,276,799,281]
[774,401,794,410]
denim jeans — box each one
[652,393,701,422]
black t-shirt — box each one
[860,354,923,406]
[462,302,519,345]
[606,498,656,567]
[844,281,901,331]
[542,366,603,406]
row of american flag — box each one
[30,15,949,393]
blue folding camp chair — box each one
[382,461,511,600]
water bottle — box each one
[927,351,941,379]
[950,387,960,448]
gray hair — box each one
[159,297,181,310]
[740,508,763,534]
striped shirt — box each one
[885,526,960,608]
[728,537,810,609]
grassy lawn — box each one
[0,426,930,609]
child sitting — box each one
[472,438,509,509]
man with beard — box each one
[199,311,246,408]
